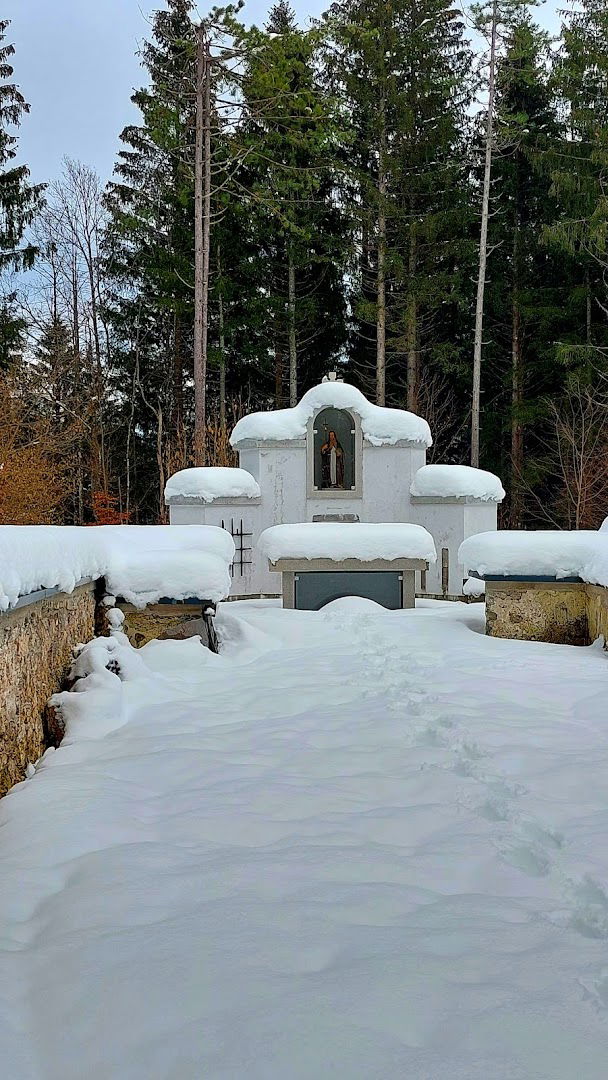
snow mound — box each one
[460,530,608,586]
[164,467,260,503]
[320,595,389,614]
[259,522,437,564]
[411,464,505,501]
[231,380,432,448]
[0,524,235,611]
[463,576,485,598]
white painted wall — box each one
[168,500,264,597]
[408,499,498,595]
[167,416,501,599]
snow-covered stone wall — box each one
[0,581,97,796]
[484,580,608,647]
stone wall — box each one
[587,585,608,643]
[0,582,97,796]
[486,580,608,646]
[118,602,204,648]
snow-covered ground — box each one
[2,600,608,1079]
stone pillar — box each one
[485,580,588,645]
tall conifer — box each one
[325,0,473,411]
[0,19,44,367]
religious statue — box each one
[320,429,345,489]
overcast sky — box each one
[8,0,561,190]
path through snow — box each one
[1,600,608,1079]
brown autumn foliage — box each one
[89,491,130,525]
[0,376,78,524]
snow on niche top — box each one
[410,464,505,502]
[164,467,261,504]
[230,381,433,449]
[258,522,437,564]
[459,529,608,588]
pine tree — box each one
[240,4,348,406]
[326,0,473,413]
[480,17,565,522]
[0,19,44,367]
[104,0,198,517]
[105,2,275,505]
[549,0,608,371]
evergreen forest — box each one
[2,0,608,528]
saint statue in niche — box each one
[320,429,345,489]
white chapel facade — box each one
[165,376,504,600]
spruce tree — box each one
[104,0,198,516]
[325,0,473,413]
[549,0,608,371]
[0,19,44,368]
[240,4,348,405]
[481,17,565,522]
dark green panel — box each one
[294,571,402,610]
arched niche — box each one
[307,407,362,498]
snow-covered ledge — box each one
[459,530,608,645]
[164,467,261,506]
[258,523,436,610]
[409,464,505,503]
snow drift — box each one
[2,601,608,1078]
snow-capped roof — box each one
[0,525,235,611]
[411,464,505,502]
[230,381,432,448]
[259,522,437,564]
[459,530,608,587]
[164,467,260,504]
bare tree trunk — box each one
[156,402,165,523]
[85,234,102,373]
[172,312,184,463]
[218,246,226,439]
[511,288,523,526]
[376,96,387,407]
[288,250,297,407]
[71,253,80,359]
[76,445,83,525]
[220,293,226,440]
[406,218,418,412]
[510,182,524,527]
[471,0,499,468]
[586,267,592,345]
[194,27,211,466]
[275,345,284,408]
